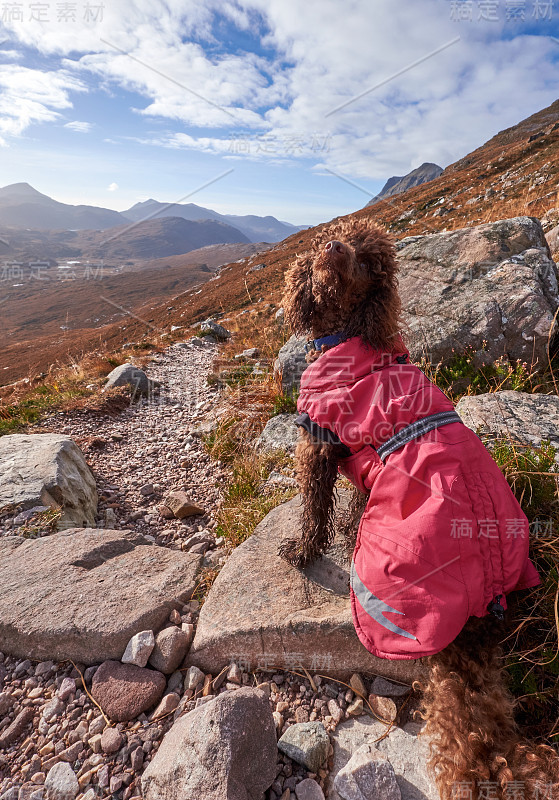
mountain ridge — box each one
[123,199,307,243]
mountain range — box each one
[0,183,305,244]
[124,199,306,243]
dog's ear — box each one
[354,226,398,284]
[282,253,314,335]
[344,223,402,350]
[345,283,402,350]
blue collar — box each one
[306,332,346,353]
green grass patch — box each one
[17,507,62,538]
[0,383,92,436]
[272,389,298,415]
[209,364,257,389]
[423,345,535,401]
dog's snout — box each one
[324,240,345,255]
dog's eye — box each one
[360,262,366,268]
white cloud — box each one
[71,37,272,129]
[0,64,86,145]
[1,0,558,180]
[64,120,92,132]
[107,182,119,191]
[0,49,22,60]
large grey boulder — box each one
[141,688,277,800]
[187,494,427,683]
[256,413,299,454]
[398,216,558,370]
[104,363,150,396]
[0,434,97,529]
[326,717,437,800]
[0,528,201,664]
[274,335,308,393]
[457,390,559,454]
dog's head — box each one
[283,218,402,351]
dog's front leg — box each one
[336,486,369,558]
[279,429,339,568]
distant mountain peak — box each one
[0,182,306,242]
[366,162,443,207]
[0,181,49,199]
[0,181,129,229]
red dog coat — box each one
[296,336,541,659]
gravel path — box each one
[1,338,229,564]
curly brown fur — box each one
[336,485,369,558]
[279,431,341,568]
[283,218,403,351]
[419,615,559,799]
[281,218,401,567]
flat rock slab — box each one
[188,494,427,683]
[0,434,97,529]
[457,390,559,455]
[326,717,438,800]
[397,216,558,370]
[0,528,202,664]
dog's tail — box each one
[416,615,559,800]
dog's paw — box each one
[278,538,310,569]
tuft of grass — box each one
[0,383,93,435]
[216,455,296,548]
[204,415,249,464]
[0,349,136,436]
[491,437,559,513]
[17,507,62,538]
[272,389,299,415]
[207,363,256,389]
[192,566,221,605]
[419,344,538,403]
[486,436,559,739]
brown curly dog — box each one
[278,217,559,800]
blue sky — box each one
[0,0,558,225]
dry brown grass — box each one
[0,345,162,435]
